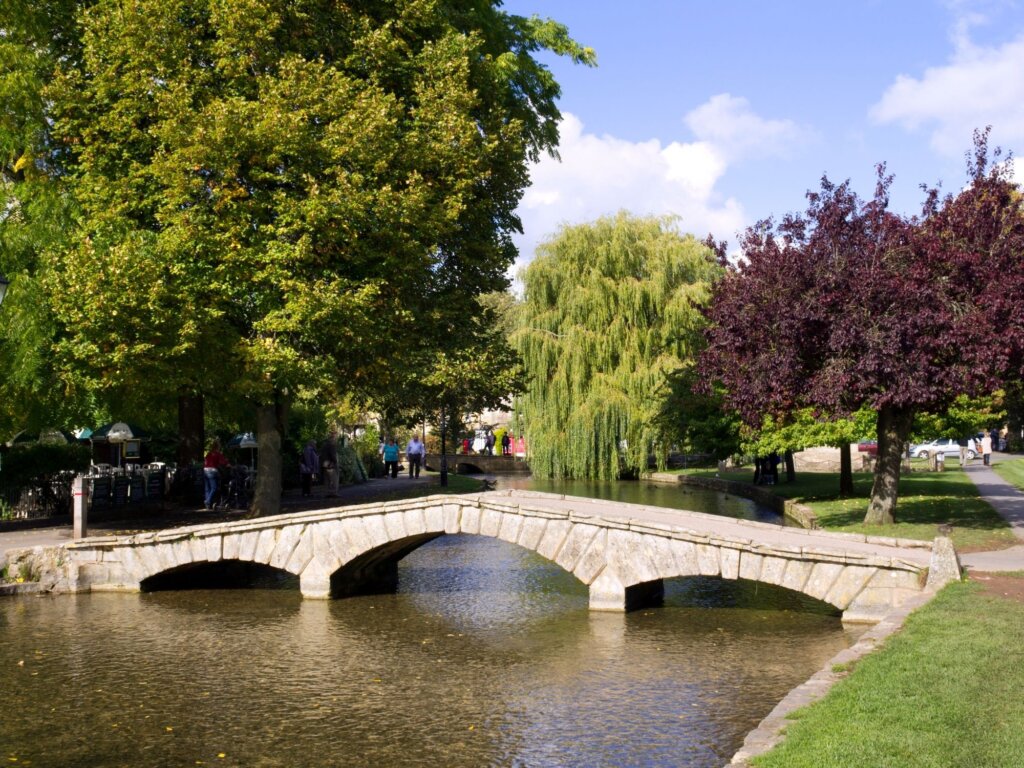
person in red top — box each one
[203,439,229,509]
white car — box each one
[910,438,976,460]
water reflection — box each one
[0,535,855,768]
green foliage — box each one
[742,408,871,456]
[912,393,1005,441]
[0,443,90,488]
[337,443,367,485]
[514,213,724,479]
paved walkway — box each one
[960,462,1024,572]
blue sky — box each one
[502,0,1024,267]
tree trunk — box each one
[864,405,914,525]
[252,398,288,517]
[839,443,853,496]
[177,393,204,468]
[784,450,795,482]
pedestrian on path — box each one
[382,438,400,478]
[322,430,339,497]
[203,440,229,509]
[405,434,425,478]
[982,433,993,466]
[958,437,970,466]
[300,439,319,497]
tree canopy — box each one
[700,132,1024,523]
[1,0,593,509]
[514,213,723,479]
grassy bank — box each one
[753,580,1024,768]
[992,457,1024,492]
[681,466,1017,552]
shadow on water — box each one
[141,561,300,592]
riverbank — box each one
[716,460,1024,766]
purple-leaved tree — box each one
[700,131,1024,524]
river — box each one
[1,478,858,767]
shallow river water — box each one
[1,479,859,767]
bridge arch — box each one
[65,491,944,623]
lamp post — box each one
[0,273,9,307]
[439,403,448,487]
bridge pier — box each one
[589,571,664,612]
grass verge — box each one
[753,579,1024,768]
[688,467,1016,552]
[992,457,1024,492]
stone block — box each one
[573,531,608,585]
[237,530,260,562]
[222,533,241,561]
[497,513,524,545]
[134,544,163,579]
[589,569,627,611]
[759,556,788,586]
[155,543,177,573]
[423,505,444,532]
[517,516,548,551]
[362,516,389,547]
[605,530,645,584]
[780,560,813,593]
[269,526,303,570]
[383,512,407,541]
[337,518,371,561]
[738,551,763,582]
[535,519,571,561]
[461,506,482,535]
[804,562,845,601]
[926,536,961,590]
[477,508,501,537]
[720,548,740,580]
[404,507,427,536]
[696,544,721,576]
[187,537,208,565]
[555,523,600,573]
[670,540,699,576]
[285,532,314,575]
[824,566,878,610]
[299,558,333,599]
[254,528,278,564]
[443,503,462,534]
[204,536,223,563]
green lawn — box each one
[992,457,1024,492]
[689,466,1017,552]
[753,580,1024,768]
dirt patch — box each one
[969,571,1024,604]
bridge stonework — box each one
[61,491,953,623]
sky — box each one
[501,0,1024,271]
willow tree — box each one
[28,0,593,513]
[514,213,723,479]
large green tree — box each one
[514,213,724,479]
[13,0,592,512]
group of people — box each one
[380,435,426,479]
[459,430,516,455]
[300,431,341,497]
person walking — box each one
[382,437,400,479]
[300,439,319,497]
[485,431,495,456]
[406,434,426,478]
[982,433,993,466]
[203,439,229,510]
[501,431,511,456]
[958,437,970,467]
[322,430,339,496]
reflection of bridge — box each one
[62,490,955,623]
[423,453,530,474]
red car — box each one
[857,440,878,456]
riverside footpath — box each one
[960,462,1024,572]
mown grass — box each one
[992,457,1024,492]
[753,579,1024,768]
[680,466,1017,552]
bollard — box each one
[73,473,89,539]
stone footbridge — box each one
[61,490,957,623]
[423,453,530,474]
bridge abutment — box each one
[589,571,665,611]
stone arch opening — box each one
[327,532,444,597]
[141,561,298,592]
[662,576,841,616]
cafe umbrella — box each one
[227,432,258,468]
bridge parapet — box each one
[59,490,953,624]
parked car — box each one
[857,439,878,456]
[910,438,976,461]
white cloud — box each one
[870,31,1024,155]
[513,95,806,274]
